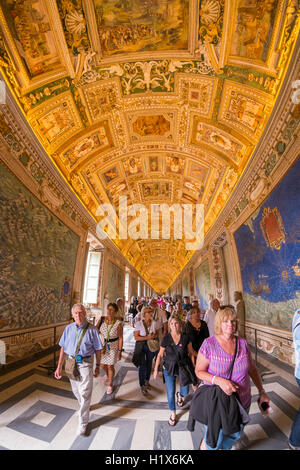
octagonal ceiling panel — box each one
[0,0,299,292]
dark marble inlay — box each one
[7,400,74,443]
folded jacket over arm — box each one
[187,384,249,448]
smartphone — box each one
[257,399,272,417]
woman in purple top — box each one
[195,305,270,450]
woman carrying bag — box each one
[133,306,159,395]
[97,302,123,395]
[195,305,270,450]
[153,315,197,426]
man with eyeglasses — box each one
[54,304,103,436]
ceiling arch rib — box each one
[0,0,298,291]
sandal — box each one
[176,391,184,407]
[168,415,176,426]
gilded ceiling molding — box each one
[1,0,299,292]
[192,32,300,258]
[0,81,152,289]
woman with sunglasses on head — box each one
[133,306,159,395]
[195,305,270,450]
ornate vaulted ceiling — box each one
[0,0,299,292]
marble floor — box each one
[0,324,299,450]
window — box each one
[124,272,130,301]
[138,279,141,297]
[83,251,101,304]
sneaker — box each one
[77,424,87,436]
[288,440,300,450]
[141,385,148,395]
[106,386,113,395]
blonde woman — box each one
[133,306,159,395]
[195,305,270,450]
[154,315,196,426]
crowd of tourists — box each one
[54,296,300,451]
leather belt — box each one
[107,337,118,343]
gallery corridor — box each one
[0,324,299,451]
[0,0,299,454]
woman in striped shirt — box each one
[195,305,270,450]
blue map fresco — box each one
[234,159,300,330]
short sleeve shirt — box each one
[161,332,190,376]
[59,321,103,357]
[199,336,252,409]
[134,320,159,337]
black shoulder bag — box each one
[171,336,197,387]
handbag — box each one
[64,323,89,381]
[170,338,197,386]
[143,320,159,353]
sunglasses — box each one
[219,305,235,310]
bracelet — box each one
[118,349,122,352]
[211,375,216,385]
[258,388,265,395]
[95,363,100,367]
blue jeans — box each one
[163,368,189,412]
[139,342,155,387]
[289,377,300,447]
[203,405,250,450]
[203,425,243,450]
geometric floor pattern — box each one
[0,324,299,450]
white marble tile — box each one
[244,424,268,441]
[49,413,79,450]
[0,390,41,426]
[89,425,119,450]
[267,402,294,437]
[0,426,49,450]
[30,411,55,427]
[171,430,194,450]
[115,370,165,403]
[131,418,155,450]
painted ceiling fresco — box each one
[0,0,299,292]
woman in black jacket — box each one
[184,307,209,365]
[153,315,196,426]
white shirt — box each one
[152,307,168,344]
[152,307,167,327]
[203,308,216,337]
[134,320,159,337]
